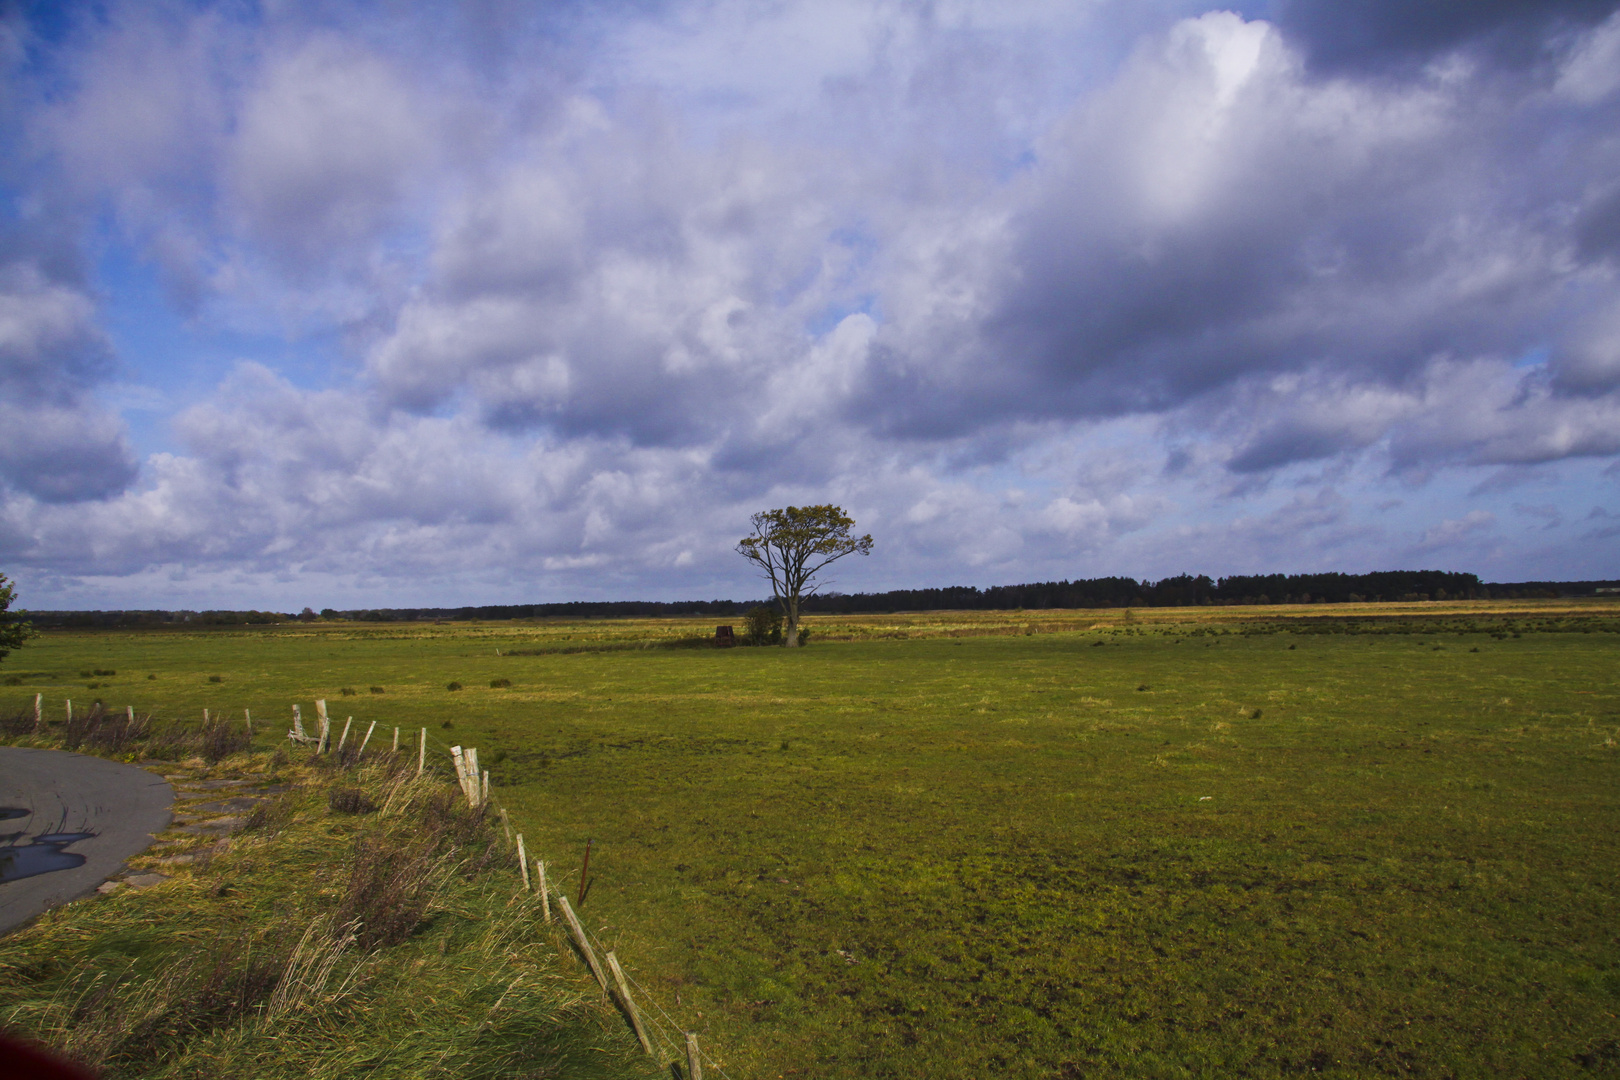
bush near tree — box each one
[743,605,783,646]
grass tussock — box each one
[0,752,658,1080]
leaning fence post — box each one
[318,716,330,754]
[555,893,608,991]
[450,746,469,801]
[336,716,353,752]
[516,834,530,890]
[606,951,655,1056]
[357,720,377,756]
[127,705,135,724]
[392,726,400,752]
[499,808,512,842]
[537,860,551,923]
[417,727,426,775]
[34,693,42,732]
[686,1032,703,1080]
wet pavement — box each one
[0,747,174,935]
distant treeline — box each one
[16,571,1618,627]
[798,570,1590,612]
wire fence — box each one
[300,705,736,1080]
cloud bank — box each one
[1,0,1617,608]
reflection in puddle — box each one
[0,832,96,883]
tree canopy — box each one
[737,505,873,646]
[0,573,36,667]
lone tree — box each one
[737,505,873,647]
[0,572,36,668]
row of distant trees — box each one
[15,571,1614,629]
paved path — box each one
[0,747,173,936]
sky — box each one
[2,0,1619,611]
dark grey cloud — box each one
[1273,0,1620,72]
[0,257,137,502]
[850,12,1620,479]
[1576,182,1620,263]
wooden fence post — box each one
[203,708,210,723]
[65,699,72,724]
[481,769,490,806]
[554,893,608,991]
[34,693,41,732]
[686,1033,703,1080]
[127,705,135,724]
[537,860,551,923]
[606,951,655,1056]
[245,709,252,734]
[418,727,427,775]
[293,704,304,740]
[499,808,512,842]
[452,746,481,806]
[318,716,330,755]
[517,834,530,890]
[357,720,377,756]
[336,717,353,753]
[392,726,400,752]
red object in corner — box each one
[0,1032,98,1080]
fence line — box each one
[38,695,730,1078]
[272,703,728,1078]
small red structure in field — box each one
[715,625,735,645]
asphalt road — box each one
[0,747,173,936]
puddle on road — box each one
[0,832,96,883]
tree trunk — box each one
[784,595,801,647]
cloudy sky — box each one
[2,0,1619,610]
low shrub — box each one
[446,681,462,692]
[333,835,439,949]
[328,788,378,815]
[62,704,150,754]
[744,605,783,646]
[490,677,511,688]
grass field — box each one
[4,601,1620,1078]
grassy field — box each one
[4,601,1619,1078]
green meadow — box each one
[5,601,1620,1078]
